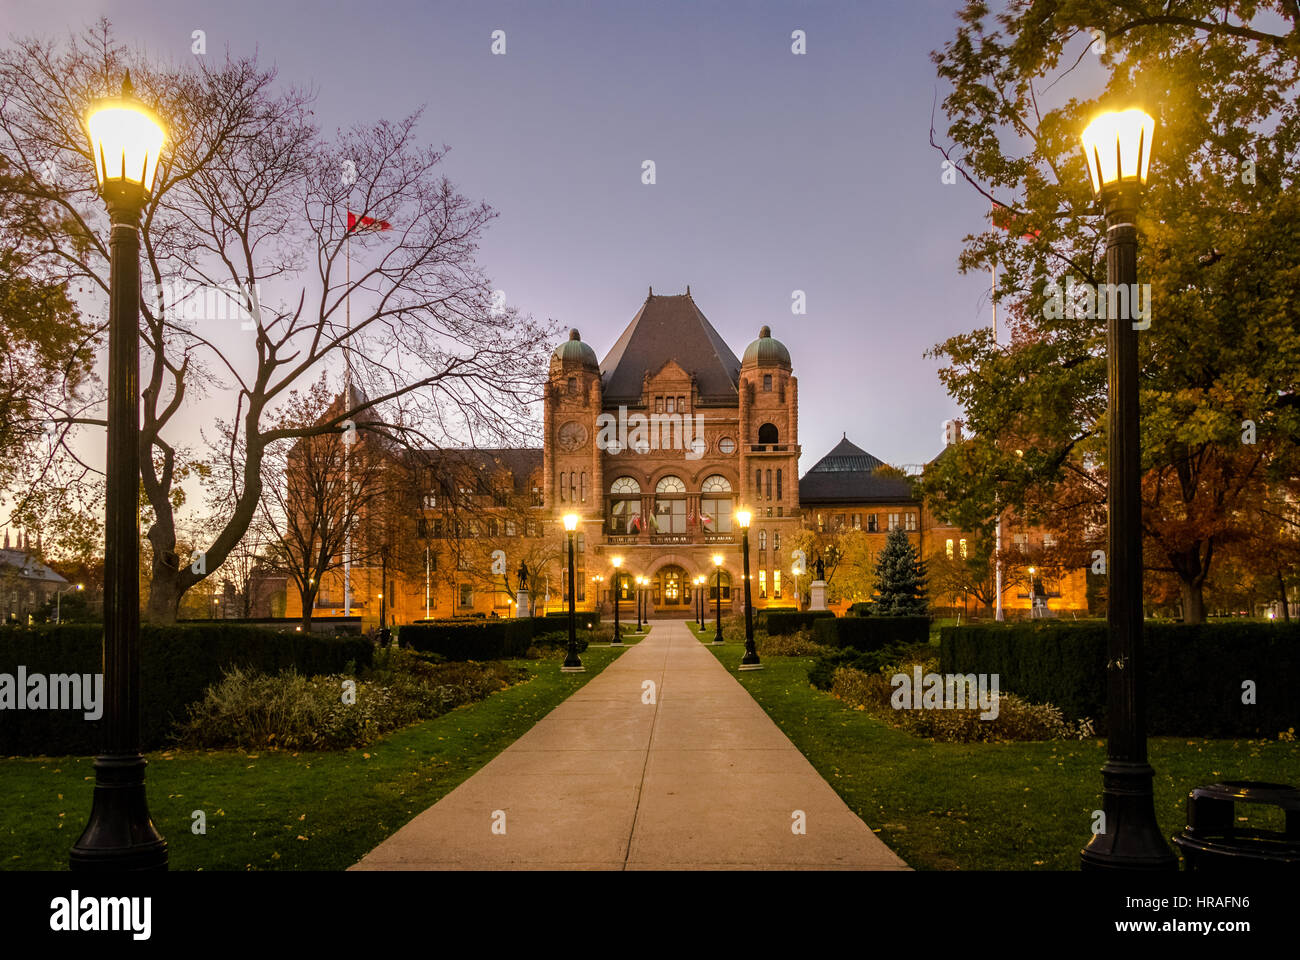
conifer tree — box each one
[871,527,929,616]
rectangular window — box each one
[756,468,762,496]
[817,514,824,533]
[506,520,516,537]
[777,506,783,517]
[868,514,878,532]
[677,396,685,411]
[774,570,782,598]
[459,584,473,607]
[773,532,781,550]
[758,570,767,598]
[1043,533,1057,549]
[666,396,675,413]
[417,518,428,538]
[906,512,917,532]
[776,469,782,500]
[946,538,954,559]
[525,519,538,538]
[852,513,861,530]
[559,472,566,502]
[580,472,586,503]
[763,374,772,391]
[577,534,585,554]
[433,517,444,538]
[960,539,968,558]
[835,514,846,531]
[765,470,772,500]
[889,513,899,531]
[1014,533,1028,555]
[656,396,664,413]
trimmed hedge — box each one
[765,610,836,635]
[544,610,601,626]
[812,616,932,651]
[939,620,1300,737]
[399,619,534,661]
[0,623,372,756]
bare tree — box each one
[0,21,553,621]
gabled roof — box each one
[600,291,741,402]
[0,550,68,584]
[799,435,918,504]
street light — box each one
[561,513,583,672]
[635,575,645,632]
[72,72,168,872]
[55,584,84,625]
[1077,107,1174,873]
[712,554,725,644]
[694,576,704,629]
[610,556,623,644]
[735,510,761,670]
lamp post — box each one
[611,556,623,644]
[561,514,583,672]
[1076,108,1175,872]
[712,554,724,644]
[736,510,761,670]
[72,73,168,871]
[693,576,703,629]
[55,584,85,625]
[635,575,645,632]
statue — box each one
[517,560,529,591]
[815,554,825,581]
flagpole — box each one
[343,229,351,620]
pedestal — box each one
[810,580,827,611]
[515,590,529,617]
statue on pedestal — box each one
[517,560,529,591]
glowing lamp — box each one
[86,73,166,196]
[1080,108,1154,196]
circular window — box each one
[718,437,737,454]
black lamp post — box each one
[1077,108,1175,872]
[561,514,583,672]
[694,576,703,629]
[635,575,644,632]
[737,510,761,670]
[610,557,623,644]
[712,554,724,644]
[71,73,168,871]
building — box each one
[0,545,70,623]
[283,287,1086,626]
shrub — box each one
[756,629,830,657]
[398,619,534,661]
[765,610,835,635]
[939,620,1300,737]
[0,623,371,756]
[527,630,590,658]
[812,616,931,651]
[176,659,526,750]
[545,610,601,626]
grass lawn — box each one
[1,645,626,871]
[708,645,1300,871]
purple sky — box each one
[12,1,1040,475]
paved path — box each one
[352,620,908,870]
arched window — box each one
[609,476,642,535]
[708,570,732,601]
[654,476,686,533]
[758,422,779,445]
[700,475,733,534]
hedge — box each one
[765,610,836,635]
[939,620,1300,737]
[544,610,601,626]
[812,616,932,651]
[398,619,534,661]
[0,623,372,756]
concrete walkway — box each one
[352,619,908,870]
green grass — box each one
[1,646,626,871]
[708,646,1300,871]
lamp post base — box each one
[560,665,586,673]
[69,754,168,871]
[1080,760,1179,872]
[738,662,764,671]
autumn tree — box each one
[925,1,1300,622]
[0,21,552,622]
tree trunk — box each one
[1180,579,1206,624]
[300,584,318,630]
[1279,569,1291,622]
[145,557,183,624]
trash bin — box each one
[1173,780,1300,870]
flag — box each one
[347,210,392,233]
[991,202,1040,241]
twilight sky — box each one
[8,1,1100,478]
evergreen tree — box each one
[871,528,928,616]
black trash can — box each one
[1173,781,1300,871]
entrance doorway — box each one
[655,565,689,607]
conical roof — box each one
[600,291,741,402]
[799,435,917,504]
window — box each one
[577,534,585,554]
[567,377,577,395]
[532,486,543,506]
[708,571,732,601]
[906,512,917,532]
[888,513,900,531]
[777,506,783,517]
[776,469,782,501]
[773,532,781,550]
[655,396,664,413]
[946,538,954,559]
[960,538,968,558]
[766,506,773,517]
[458,584,473,607]
[525,519,539,538]
[718,437,737,454]
[763,374,772,392]
[868,514,878,532]
[487,518,499,537]
[417,518,428,538]
[423,492,438,509]
[758,422,779,444]
[774,570,782,598]
[677,396,685,410]
[1014,533,1028,555]
[580,472,586,503]
[609,476,642,535]
[433,517,444,538]
[759,530,767,551]
[758,570,767,598]
[1043,533,1057,549]
[569,473,577,503]
[666,396,675,413]
[700,475,733,533]
[654,475,687,533]
[766,469,772,500]
[756,468,762,496]
[559,472,566,502]
[506,520,516,537]
[834,514,846,531]
[852,513,861,530]
[817,513,825,533]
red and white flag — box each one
[347,210,392,233]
